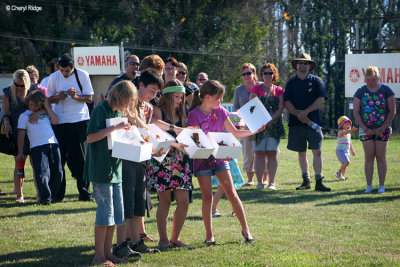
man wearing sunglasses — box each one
[107,55,140,94]
[284,53,330,192]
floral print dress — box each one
[147,112,193,192]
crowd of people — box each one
[1,52,396,266]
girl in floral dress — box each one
[147,80,193,248]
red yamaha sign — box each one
[73,46,120,75]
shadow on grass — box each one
[0,206,95,219]
[0,245,94,267]
[235,186,400,206]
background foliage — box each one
[1,0,399,127]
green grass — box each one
[1,137,400,266]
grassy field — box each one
[0,137,399,266]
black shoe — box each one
[315,178,331,192]
[204,240,216,246]
[296,178,311,190]
[241,231,255,244]
[130,239,160,253]
[113,242,141,258]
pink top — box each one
[250,84,283,98]
[187,105,230,172]
[37,84,48,96]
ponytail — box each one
[189,80,225,112]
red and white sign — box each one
[73,46,120,75]
[345,53,400,98]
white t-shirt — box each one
[47,69,94,124]
[17,110,58,149]
[40,76,50,88]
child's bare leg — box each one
[170,189,189,245]
[339,162,349,176]
[157,190,172,247]
[216,170,253,240]
[93,225,109,264]
[116,223,127,246]
[197,175,214,242]
[105,225,126,263]
[211,186,224,212]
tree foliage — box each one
[1,0,399,127]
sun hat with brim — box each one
[291,52,317,71]
[337,116,352,129]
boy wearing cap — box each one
[336,116,357,180]
[284,52,330,192]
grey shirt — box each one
[233,84,260,111]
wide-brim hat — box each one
[291,52,317,71]
[337,116,352,129]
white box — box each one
[176,128,214,159]
[137,124,175,163]
[207,132,242,159]
[237,97,272,133]
[106,117,128,149]
[111,140,153,163]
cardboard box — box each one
[106,117,128,149]
[207,132,242,159]
[176,128,214,159]
[137,124,175,163]
[111,140,153,163]
[237,97,272,133]
[111,126,153,162]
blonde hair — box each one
[158,79,186,125]
[108,80,138,117]
[241,63,258,82]
[365,66,380,80]
[11,69,31,103]
[26,65,39,79]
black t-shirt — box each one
[284,73,328,126]
[107,73,139,96]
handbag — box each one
[0,116,17,155]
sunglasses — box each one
[263,72,274,75]
[297,61,309,65]
[178,72,187,75]
[14,82,25,87]
[241,71,253,76]
[128,62,140,66]
[197,78,206,81]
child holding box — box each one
[187,80,265,245]
[83,80,136,266]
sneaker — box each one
[212,210,221,218]
[267,183,276,190]
[231,211,236,217]
[364,186,373,193]
[377,186,385,194]
[335,172,346,181]
[256,183,265,189]
[130,239,160,253]
[113,241,141,258]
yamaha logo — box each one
[77,56,84,66]
[349,68,360,83]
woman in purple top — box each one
[187,80,265,245]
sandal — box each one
[170,240,188,247]
[140,233,156,242]
[92,260,115,267]
[16,197,24,204]
[158,242,176,249]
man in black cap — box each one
[284,53,330,192]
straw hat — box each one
[291,52,317,71]
[337,116,352,129]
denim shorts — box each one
[194,163,230,176]
[93,182,124,226]
[251,137,281,151]
[336,149,350,164]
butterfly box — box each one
[137,124,175,163]
[207,132,242,159]
[111,126,153,163]
[106,117,129,149]
[237,97,272,133]
[176,128,214,159]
